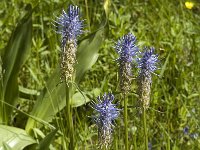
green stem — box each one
[65,81,75,149]
[85,0,91,31]
[132,94,137,150]
[133,133,137,150]
[143,107,148,150]
[124,94,128,150]
[115,136,118,150]
[167,131,170,150]
[0,61,6,124]
[167,108,170,150]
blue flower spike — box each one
[137,47,158,109]
[92,93,120,149]
[138,47,158,79]
[115,33,139,93]
[56,5,84,82]
[56,5,83,48]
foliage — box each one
[0,125,36,150]
[0,0,200,149]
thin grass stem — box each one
[143,107,148,150]
[123,93,128,150]
[133,132,137,150]
[65,81,75,149]
[167,109,170,150]
[85,0,91,31]
[167,131,170,150]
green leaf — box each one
[188,93,199,99]
[36,129,58,150]
[71,88,101,107]
[0,56,4,124]
[0,125,36,150]
[25,28,104,133]
[1,6,32,124]
[159,52,170,79]
[2,142,12,150]
[71,91,90,108]
[75,28,104,83]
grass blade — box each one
[36,129,58,150]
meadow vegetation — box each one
[0,0,200,149]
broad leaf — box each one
[71,91,90,107]
[2,142,12,150]
[75,28,104,82]
[0,125,36,150]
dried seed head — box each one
[60,40,77,81]
[138,75,151,109]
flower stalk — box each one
[137,47,158,110]
[56,5,84,149]
[56,5,83,82]
[137,47,158,150]
[115,33,138,150]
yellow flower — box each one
[185,1,194,9]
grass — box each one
[0,0,200,149]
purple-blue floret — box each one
[92,93,120,130]
[183,126,189,135]
[56,5,83,47]
[115,33,139,63]
[92,93,120,147]
[115,33,138,93]
[137,47,158,78]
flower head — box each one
[185,2,194,9]
[183,126,189,135]
[55,5,84,82]
[137,47,158,109]
[92,93,120,148]
[137,47,158,78]
[115,33,138,93]
[56,5,84,48]
[115,33,139,63]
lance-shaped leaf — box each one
[36,129,58,150]
[1,6,32,124]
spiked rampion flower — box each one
[56,5,84,82]
[115,33,139,93]
[92,93,120,149]
[137,47,158,109]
